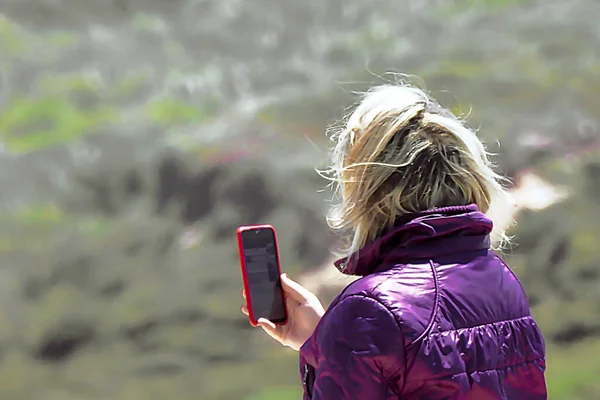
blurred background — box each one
[0,0,599,399]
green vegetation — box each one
[0,0,598,398]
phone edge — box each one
[237,226,259,327]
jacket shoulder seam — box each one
[408,260,440,350]
[493,253,530,300]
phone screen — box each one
[241,228,286,323]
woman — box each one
[241,84,547,399]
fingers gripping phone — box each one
[237,224,288,327]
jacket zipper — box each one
[303,364,315,399]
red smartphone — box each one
[237,224,288,327]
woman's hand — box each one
[242,273,325,351]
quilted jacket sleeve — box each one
[310,295,405,399]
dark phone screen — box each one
[241,228,286,322]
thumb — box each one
[280,273,314,303]
[257,318,285,344]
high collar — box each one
[334,204,493,276]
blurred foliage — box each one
[0,0,599,398]
[545,339,600,400]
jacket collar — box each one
[334,204,493,276]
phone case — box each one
[237,224,288,327]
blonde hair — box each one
[321,83,514,257]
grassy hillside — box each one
[0,0,599,398]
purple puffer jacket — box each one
[299,205,547,399]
